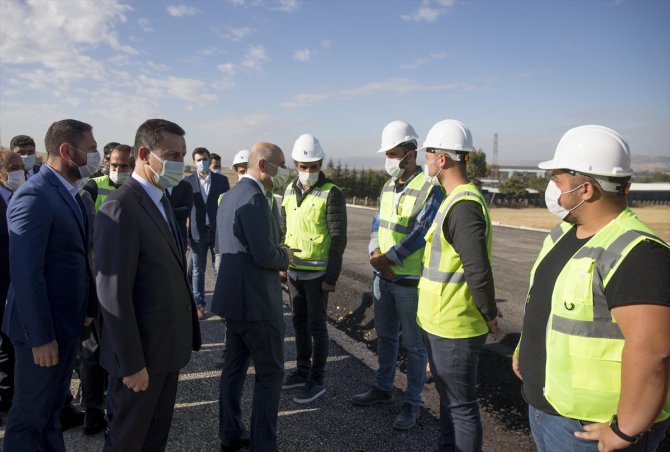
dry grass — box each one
[490,205,670,242]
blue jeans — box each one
[529,405,670,452]
[423,331,487,452]
[190,226,217,308]
[373,275,427,405]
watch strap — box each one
[610,415,642,444]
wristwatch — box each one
[609,415,644,444]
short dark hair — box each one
[111,144,132,155]
[210,153,221,162]
[44,120,93,157]
[10,134,35,150]
[399,141,417,152]
[104,141,121,158]
[192,147,210,159]
[133,119,186,159]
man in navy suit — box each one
[186,147,230,319]
[2,119,99,451]
[212,142,291,452]
[10,135,41,179]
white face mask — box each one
[196,159,210,174]
[148,151,184,189]
[298,170,319,187]
[4,170,26,191]
[211,168,221,174]
[21,154,36,170]
[70,146,101,179]
[385,153,409,178]
[544,180,585,220]
[424,155,443,186]
[265,160,290,190]
[109,170,130,185]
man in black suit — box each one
[166,179,193,256]
[212,142,291,452]
[185,147,230,320]
[10,135,40,179]
[0,150,24,414]
[94,119,202,451]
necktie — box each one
[160,194,182,256]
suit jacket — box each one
[2,165,97,346]
[186,172,230,242]
[0,193,9,324]
[167,179,193,246]
[211,177,288,321]
[94,177,201,377]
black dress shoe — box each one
[220,432,250,451]
[60,405,85,432]
[83,416,108,435]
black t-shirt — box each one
[519,227,670,415]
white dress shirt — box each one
[132,172,169,224]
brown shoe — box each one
[197,306,204,320]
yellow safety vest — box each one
[417,182,492,338]
[378,173,434,277]
[91,175,117,213]
[282,182,336,271]
[526,208,670,423]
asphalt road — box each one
[337,204,547,342]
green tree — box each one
[498,176,527,198]
[467,148,488,179]
[527,175,549,193]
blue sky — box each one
[1,0,668,167]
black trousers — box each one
[289,276,329,385]
[0,331,15,411]
[78,321,106,419]
[104,371,180,452]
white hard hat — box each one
[377,120,419,153]
[417,119,474,161]
[539,125,633,191]
[232,149,249,167]
[291,134,324,162]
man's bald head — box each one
[247,141,284,190]
[248,142,281,168]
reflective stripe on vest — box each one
[417,182,492,338]
[91,175,117,212]
[532,208,670,423]
[377,173,433,276]
[282,182,336,271]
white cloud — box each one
[224,26,254,41]
[216,63,237,90]
[274,0,299,12]
[281,78,475,108]
[166,4,199,17]
[321,40,331,50]
[401,52,447,69]
[400,0,453,23]
[200,113,279,143]
[138,18,153,33]
[139,75,217,103]
[241,45,268,71]
[147,61,169,72]
[293,49,312,62]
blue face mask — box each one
[196,159,210,174]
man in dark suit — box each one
[186,147,230,320]
[212,142,291,452]
[2,120,99,451]
[166,178,193,256]
[95,118,201,451]
[0,150,25,414]
[10,134,41,179]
